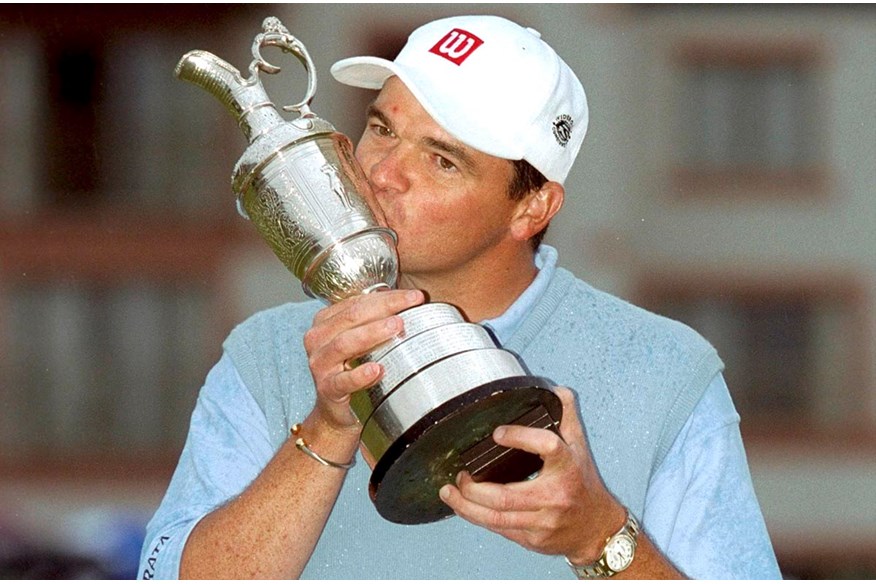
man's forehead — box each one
[372,76,437,125]
[371,76,495,170]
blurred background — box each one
[0,3,874,579]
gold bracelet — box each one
[290,423,356,470]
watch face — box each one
[605,534,635,572]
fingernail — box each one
[439,485,450,501]
[493,426,506,441]
[407,290,422,303]
[386,317,401,332]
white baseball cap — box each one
[330,15,588,184]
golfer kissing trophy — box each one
[176,17,562,524]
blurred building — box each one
[0,4,873,579]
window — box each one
[673,41,826,193]
[0,5,261,473]
[1,281,210,459]
[638,273,867,440]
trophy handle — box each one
[250,16,318,118]
[175,16,319,142]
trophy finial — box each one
[262,16,290,36]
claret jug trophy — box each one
[175,17,562,524]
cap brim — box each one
[331,56,399,90]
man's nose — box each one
[366,144,411,195]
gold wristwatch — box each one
[566,509,640,579]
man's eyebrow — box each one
[365,103,392,129]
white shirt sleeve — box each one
[643,372,783,579]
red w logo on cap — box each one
[429,28,484,65]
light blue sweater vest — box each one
[222,267,723,578]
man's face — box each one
[354,77,522,283]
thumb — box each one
[555,386,587,448]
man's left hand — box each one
[439,387,626,564]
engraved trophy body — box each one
[176,17,561,524]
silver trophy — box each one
[175,17,562,524]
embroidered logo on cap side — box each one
[429,28,484,65]
[552,114,574,147]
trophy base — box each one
[368,376,561,525]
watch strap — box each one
[566,509,640,579]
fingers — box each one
[487,387,583,456]
[440,387,615,560]
[306,315,402,393]
[306,290,422,369]
[308,288,422,357]
[305,289,425,426]
[311,288,424,328]
[440,479,541,531]
[444,471,541,512]
[440,418,569,522]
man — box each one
[140,15,781,579]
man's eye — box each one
[437,156,457,172]
[372,124,394,138]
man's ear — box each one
[510,181,565,242]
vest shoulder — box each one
[532,270,724,503]
[223,300,323,357]
[220,301,323,446]
[560,270,717,358]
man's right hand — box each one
[303,289,426,431]
[179,287,426,580]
